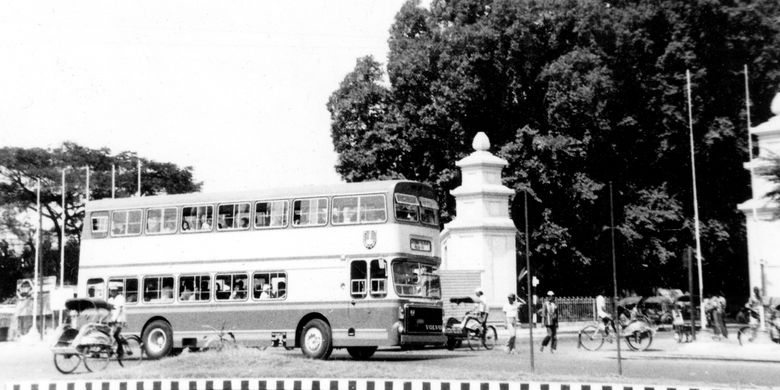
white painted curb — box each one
[4,379,754,390]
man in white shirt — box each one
[107,284,127,357]
[502,293,524,354]
[596,292,615,337]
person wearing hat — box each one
[540,290,558,353]
[503,293,524,354]
[107,283,127,358]
[462,288,488,328]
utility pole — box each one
[609,182,622,375]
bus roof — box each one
[85,180,431,211]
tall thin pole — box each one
[744,65,758,221]
[84,166,90,202]
[32,178,41,337]
[59,169,66,325]
[686,69,706,327]
[609,182,622,375]
[111,164,116,199]
[524,190,534,372]
[137,160,142,197]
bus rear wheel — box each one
[300,319,333,360]
[347,346,377,360]
[142,320,173,360]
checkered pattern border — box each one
[5,379,743,390]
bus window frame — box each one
[292,197,329,228]
[254,199,289,230]
[251,271,288,301]
[90,211,109,238]
[369,259,388,298]
[418,196,439,226]
[332,196,359,225]
[145,207,179,236]
[108,276,140,305]
[111,209,144,237]
[214,272,249,302]
[216,202,252,232]
[350,260,368,299]
[177,273,212,303]
[393,193,420,223]
[142,275,176,304]
[181,204,215,234]
[358,194,388,224]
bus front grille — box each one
[404,306,443,334]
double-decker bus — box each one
[78,180,445,359]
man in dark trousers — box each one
[540,290,559,353]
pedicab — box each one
[50,298,142,373]
[443,297,498,351]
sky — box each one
[0,0,408,192]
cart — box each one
[443,297,497,351]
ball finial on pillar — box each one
[472,132,490,151]
[771,93,780,116]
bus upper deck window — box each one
[293,198,328,227]
[394,194,419,222]
[90,212,108,238]
[182,205,213,232]
[112,210,142,237]
[218,203,251,231]
[147,207,178,234]
[255,200,288,228]
[332,196,358,225]
[419,197,439,226]
[360,195,387,223]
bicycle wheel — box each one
[482,326,497,350]
[625,330,653,351]
[82,345,111,372]
[119,335,144,366]
[737,326,752,346]
[464,319,482,351]
[53,353,81,374]
[578,325,605,351]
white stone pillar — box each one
[440,132,517,320]
[738,93,780,306]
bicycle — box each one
[461,313,497,351]
[578,317,654,352]
[201,323,237,351]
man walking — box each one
[540,291,558,353]
[503,293,523,354]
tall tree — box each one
[0,142,202,287]
[328,0,780,296]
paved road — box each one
[1,332,778,388]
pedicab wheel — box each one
[625,330,652,351]
[464,318,482,351]
[445,337,458,350]
[300,319,333,359]
[482,326,497,350]
[119,335,144,366]
[53,352,81,374]
[737,326,751,346]
[347,346,377,360]
[578,325,604,351]
[82,344,111,372]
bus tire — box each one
[300,319,333,360]
[142,320,173,360]
[347,346,377,360]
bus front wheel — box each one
[300,319,333,360]
[347,346,377,360]
[142,320,173,360]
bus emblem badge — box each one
[363,230,377,249]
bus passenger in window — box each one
[163,219,176,232]
[180,285,193,301]
[147,215,161,233]
[259,284,271,299]
[343,206,357,223]
[113,221,125,235]
[198,214,211,230]
[239,217,249,228]
[182,221,191,231]
[230,280,246,300]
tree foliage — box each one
[328,0,780,296]
[0,142,201,293]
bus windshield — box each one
[392,259,441,299]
